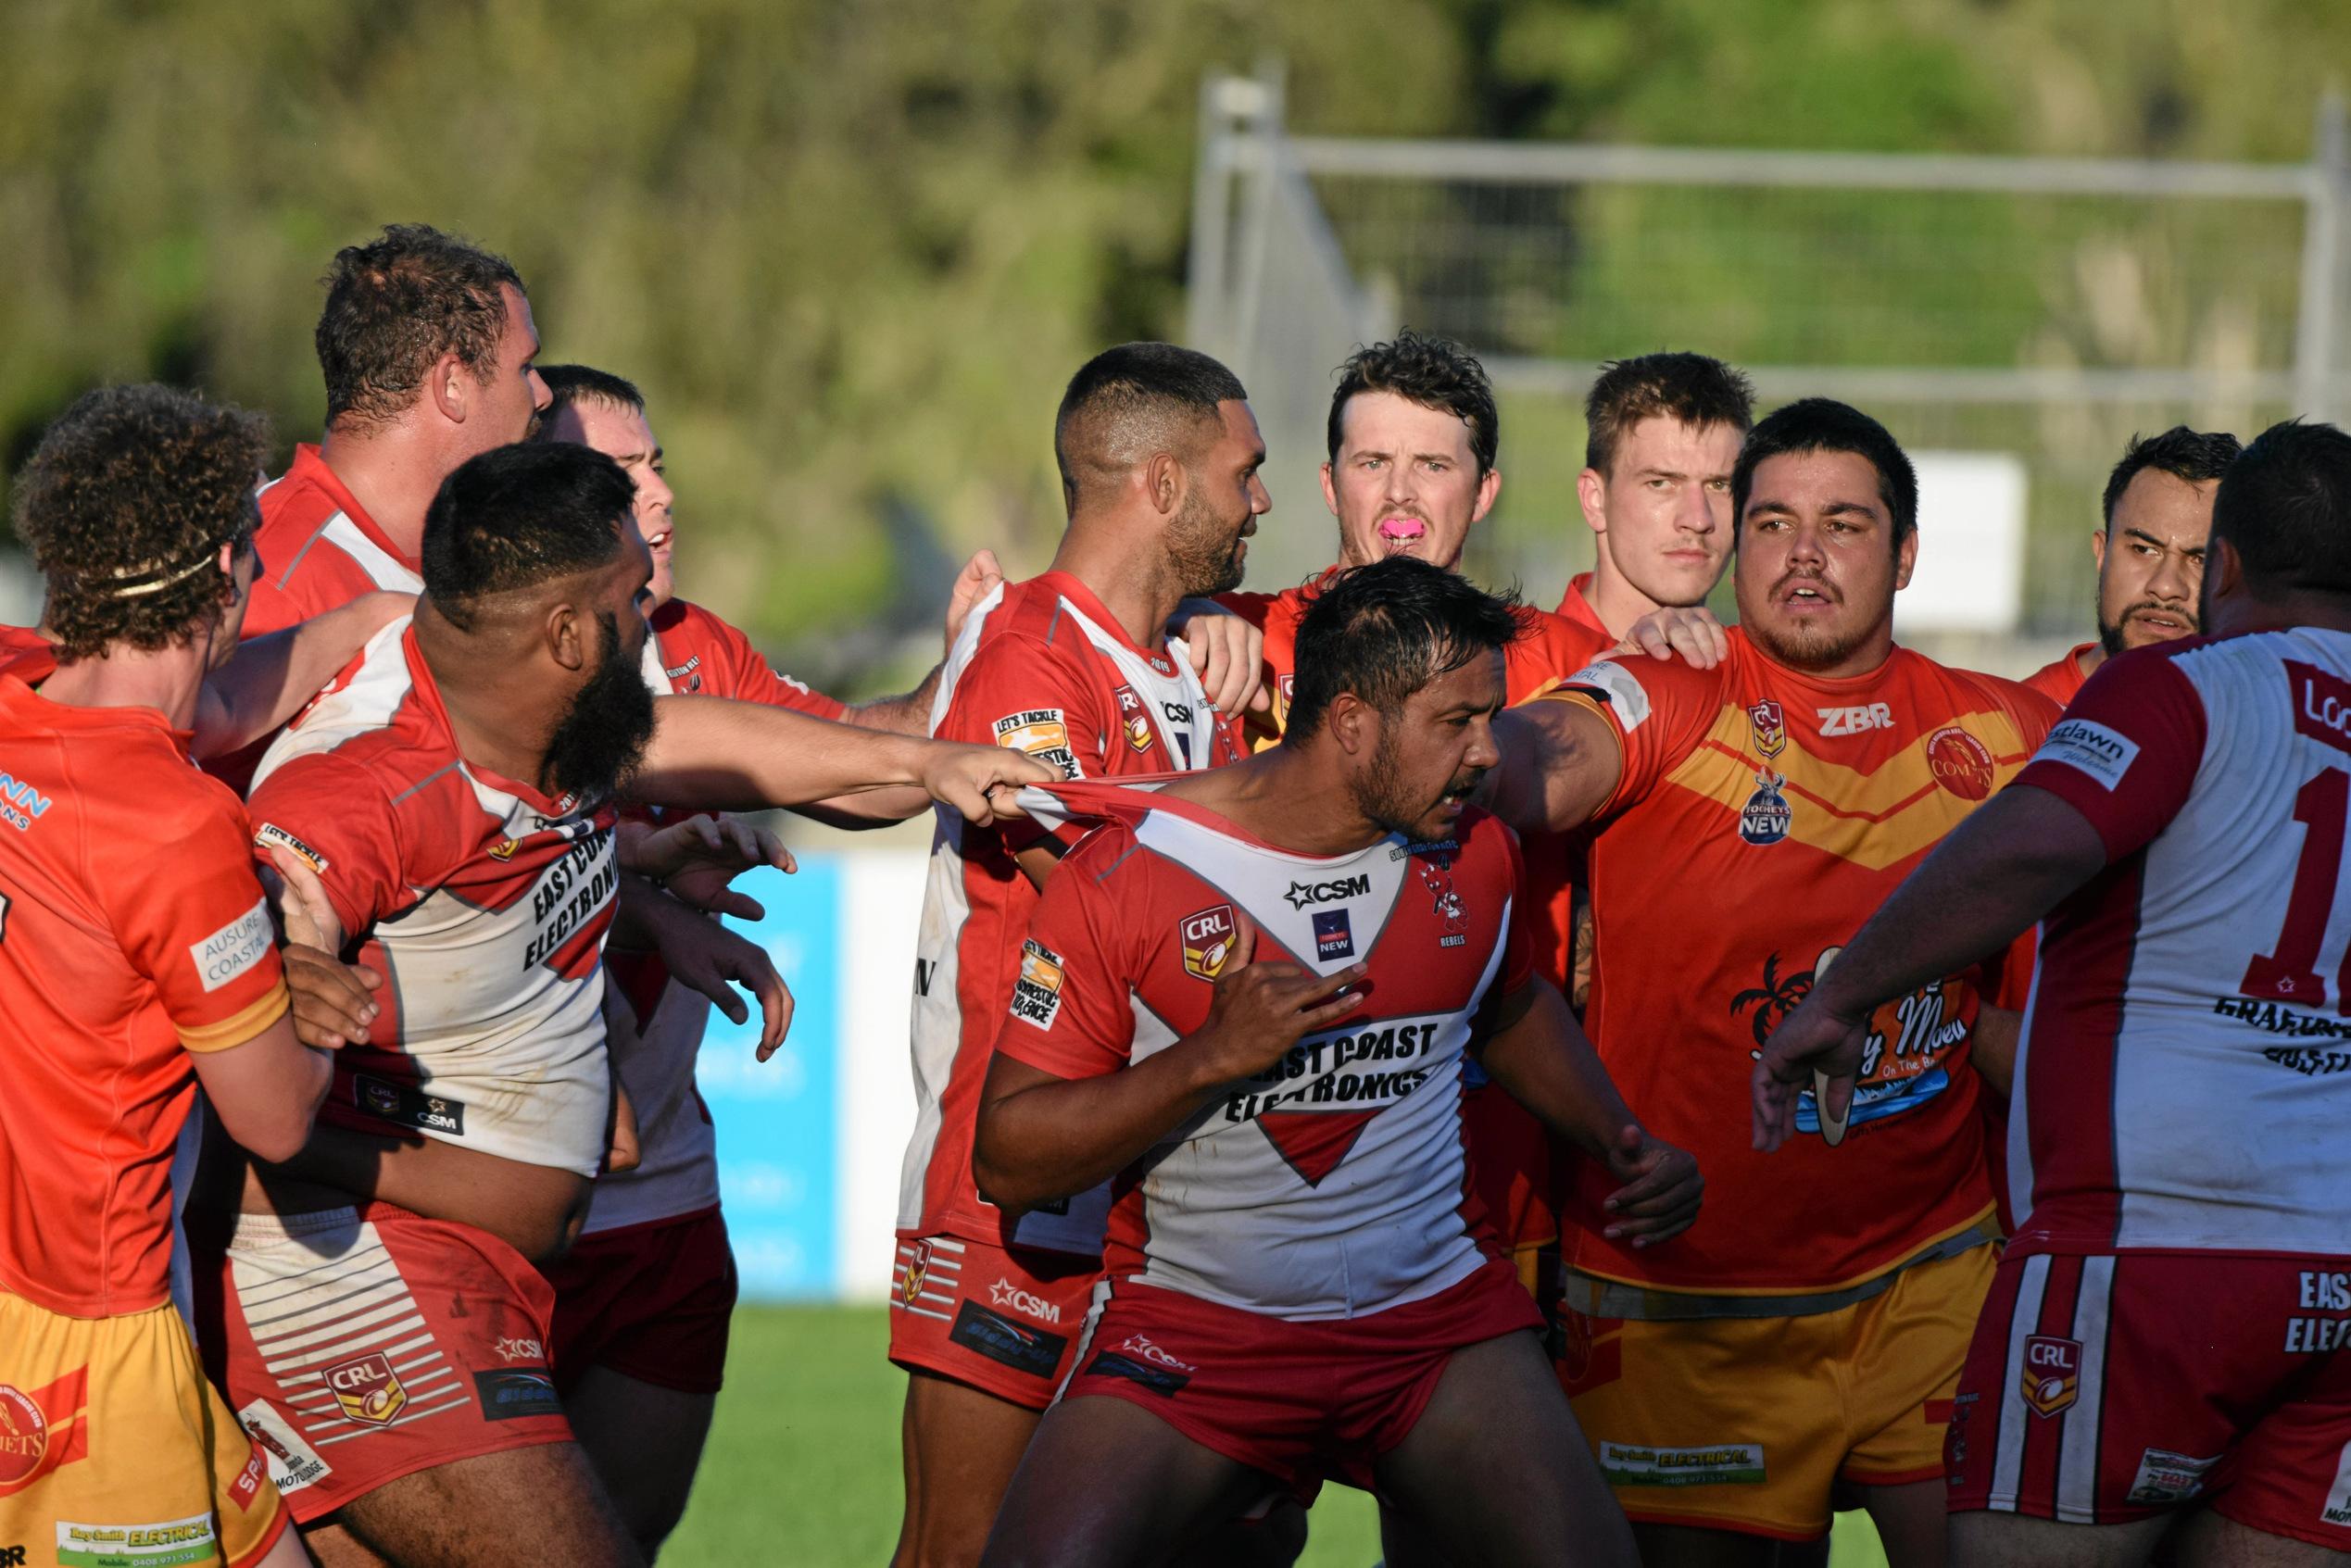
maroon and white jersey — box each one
[588,599,848,1235]
[900,573,1245,1254]
[995,780,1532,1321]
[247,619,618,1176]
[2008,629,2351,1258]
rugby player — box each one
[195,440,1051,1568]
[1479,399,2059,1563]
[1755,418,2351,1568]
[2022,426,2239,707]
[970,557,1699,1568]
[892,343,1262,1567]
[0,386,337,1568]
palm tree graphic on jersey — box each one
[1730,952,1813,1047]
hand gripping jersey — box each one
[2006,630,2351,1258]
[244,445,421,638]
[590,599,848,1235]
[2022,642,2096,708]
[245,619,617,1177]
[1550,631,2057,1296]
[901,571,1245,1254]
[997,780,1532,1319]
[0,637,290,1317]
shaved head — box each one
[1053,343,1248,510]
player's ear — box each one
[1576,468,1607,536]
[1327,691,1372,759]
[430,350,470,425]
[1472,464,1502,525]
[1319,460,1340,521]
[1892,523,1919,592]
[1144,450,1185,519]
[2090,526,2108,572]
[546,599,589,672]
[2206,535,2244,600]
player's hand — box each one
[642,900,797,1060]
[1188,915,1367,1084]
[920,741,1059,825]
[943,548,1004,656]
[1599,1124,1702,1248]
[1171,599,1271,716]
[605,1079,642,1175]
[1752,994,1871,1153]
[1618,606,1729,669]
[620,813,795,921]
[261,846,381,1049]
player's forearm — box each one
[1806,785,2106,1023]
[789,785,935,828]
[195,591,410,757]
[635,695,937,810]
[1479,981,1643,1160]
[1484,704,1613,835]
[974,1049,1228,1214]
[843,663,944,738]
[1974,1004,2021,1098]
[272,1126,593,1263]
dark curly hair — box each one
[317,223,526,433]
[1326,331,1499,477]
[1288,555,1523,738]
[2102,425,2241,528]
[12,384,270,661]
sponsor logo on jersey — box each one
[2126,1448,2220,1505]
[1598,1441,1766,1486]
[522,828,619,972]
[2019,1335,2081,1418]
[353,1073,466,1138]
[994,709,1079,777]
[1748,700,1788,759]
[2322,1438,2351,1525]
[1085,1349,1188,1395]
[492,1336,544,1364]
[1739,770,1792,846]
[988,1277,1062,1324]
[325,1352,409,1426]
[0,1383,51,1487]
[189,897,273,995]
[228,1438,267,1508]
[236,1400,331,1496]
[2035,718,2139,791]
[1817,703,1893,735]
[1112,684,1154,755]
[54,1516,217,1563]
[1285,874,1369,909]
[2291,660,2351,759]
[947,1301,1067,1380]
[664,654,703,684]
[0,770,53,834]
[1927,726,1996,801]
[1010,939,1065,1029]
[1731,951,1966,1135]
[0,1370,86,1495]
[473,1369,561,1422]
[1313,908,1355,960]
[253,822,329,873]
[1117,1335,1197,1374]
[1180,905,1238,982]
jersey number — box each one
[2241,767,2351,1010]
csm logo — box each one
[988,1277,1062,1324]
[1286,874,1369,910]
[1817,703,1893,735]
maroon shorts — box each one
[198,1203,572,1524]
[1947,1248,2351,1549]
[1061,1254,1543,1496]
[544,1206,738,1396]
[886,1234,1100,1411]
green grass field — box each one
[663,1306,1895,1568]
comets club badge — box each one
[1180,904,1238,982]
[1113,684,1155,755]
[1927,726,1996,801]
[2019,1336,2081,1419]
[0,1381,50,1487]
[324,1351,409,1427]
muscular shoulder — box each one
[1917,656,2064,749]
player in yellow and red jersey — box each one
[1484,399,2057,1564]
[0,387,339,1568]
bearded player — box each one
[195,441,1050,1568]
[1480,399,2058,1564]
[1756,419,2351,1568]
[2023,426,2239,706]
[971,557,1699,1568]
[892,344,1264,1567]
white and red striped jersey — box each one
[246,619,618,1177]
[997,781,1531,1320]
[588,599,848,1235]
[2010,628,2351,1258]
[245,445,422,636]
[899,573,1245,1254]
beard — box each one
[1745,573,1880,673]
[542,611,657,805]
[1348,723,1481,840]
[2098,598,2199,658]
[1164,484,1249,596]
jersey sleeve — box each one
[1493,819,1536,997]
[992,827,1142,1081]
[245,753,410,940]
[686,605,849,720]
[100,786,289,1052]
[1503,608,1612,705]
[937,633,1111,851]
[2013,650,2206,862]
[1540,654,1720,820]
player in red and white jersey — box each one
[1757,420,2351,1566]
[971,558,1698,1567]
[0,387,340,1568]
[199,441,1053,1566]
[2022,427,2237,708]
[889,344,1264,1567]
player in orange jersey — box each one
[1480,399,2058,1565]
[2022,427,2239,707]
[0,386,340,1568]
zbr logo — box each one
[1817,702,1893,735]
[2020,1336,2081,1419]
[1286,874,1369,910]
[1113,684,1154,755]
[324,1352,408,1427]
[1180,905,1237,982]
[1927,726,1996,801]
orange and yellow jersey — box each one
[0,637,291,1319]
[1546,631,2057,1296]
[1221,569,1606,747]
[2022,641,2096,709]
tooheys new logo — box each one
[1285,874,1368,909]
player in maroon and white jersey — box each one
[972,558,1699,1568]
[1754,420,2351,1566]
[198,441,1052,1567]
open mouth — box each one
[1437,773,1481,814]
[1779,579,1836,612]
[2129,608,2191,635]
[1377,517,1428,554]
